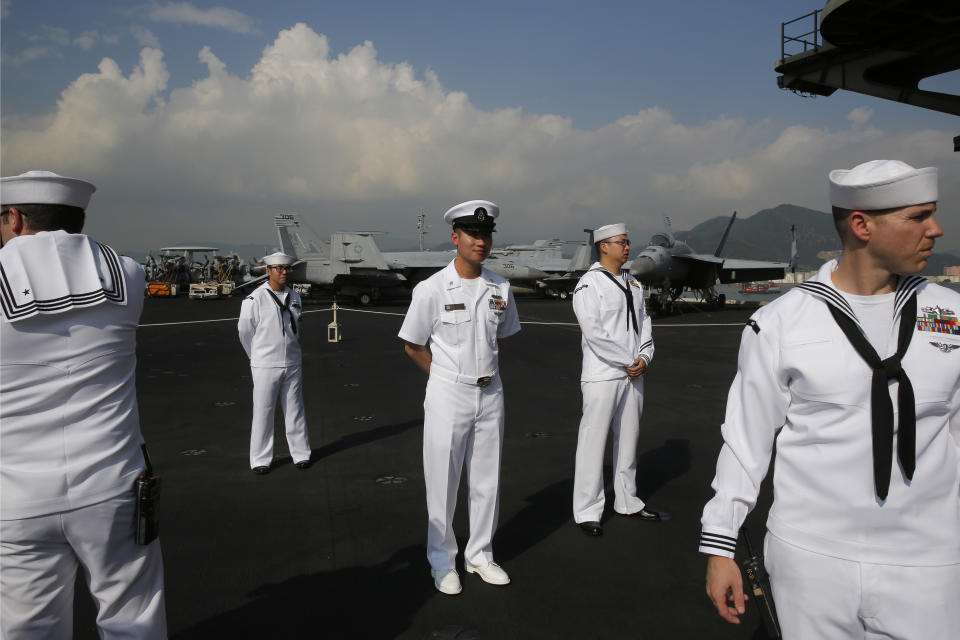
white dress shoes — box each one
[464,561,511,585]
[431,569,462,595]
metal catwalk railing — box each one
[781,9,821,60]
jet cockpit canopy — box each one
[649,233,674,249]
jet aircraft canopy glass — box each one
[649,234,674,248]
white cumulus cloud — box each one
[847,106,873,127]
[18,26,117,56]
[4,45,61,66]
[148,2,257,35]
[131,26,161,48]
[74,31,98,51]
[27,25,70,46]
[1,23,955,250]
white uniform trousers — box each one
[0,494,167,639]
[250,365,312,468]
[423,374,504,571]
[765,532,960,639]
[573,377,646,523]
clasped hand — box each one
[626,358,646,379]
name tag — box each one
[445,303,466,311]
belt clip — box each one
[476,376,492,388]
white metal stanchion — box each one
[327,300,343,342]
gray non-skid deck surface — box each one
[75,296,774,639]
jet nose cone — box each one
[630,256,657,278]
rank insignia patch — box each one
[629,280,640,289]
[916,305,959,335]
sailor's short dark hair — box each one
[1,203,85,233]
[832,204,900,244]
[453,221,496,233]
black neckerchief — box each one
[594,268,638,335]
[827,292,917,501]
[266,288,297,336]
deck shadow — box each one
[635,438,692,500]
[173,545,433,639]
[494,478,574,563]
[311,418,422,462]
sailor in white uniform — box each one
[571,223,668,537]
[701,160,960,639]
[238,252,312,473]
[0,171,167,638]
[399,200,521,595]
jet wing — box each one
[716,258,787,284]
[720,258,788,270]
[677,253,723,265]
[656,253,724,288]
[235,257,309,291]
[381,251,454,270]
[673,254,787,286]
[540,274,581,287]
[235,273,269,290]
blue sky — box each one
[2,1,957,253]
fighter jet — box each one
[484,239,595,297]
[248,214,593,304]
[383,219,590,291]
[629,212,788,312]
[270,214,417,304]
[236,215,414,303]
[385,235,594,301]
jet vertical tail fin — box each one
[275,214,300,259]
[330,232,390,270]
[565,229,596,272]
[714,211,737,258]
[275,214,331,258]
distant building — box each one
[817,250,842,261]
[944,266,960,277]
[778,271,817,284]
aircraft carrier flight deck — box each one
[75,295,775,639]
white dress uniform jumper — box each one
[699,259,960,638]
[238,282,311,468]
[398,260,521,572]
[0,231,167,639]
[572,263,655,523]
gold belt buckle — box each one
[476,376,492,388]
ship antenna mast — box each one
[418,209,428,251]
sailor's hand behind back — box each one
[706,555,748,624]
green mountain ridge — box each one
[675,204,959,276]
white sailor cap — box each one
[263,252,295,266]
[593,223,628,243]
[0,170,96,209]
[443,199,499,230]
[829,160,937,211]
